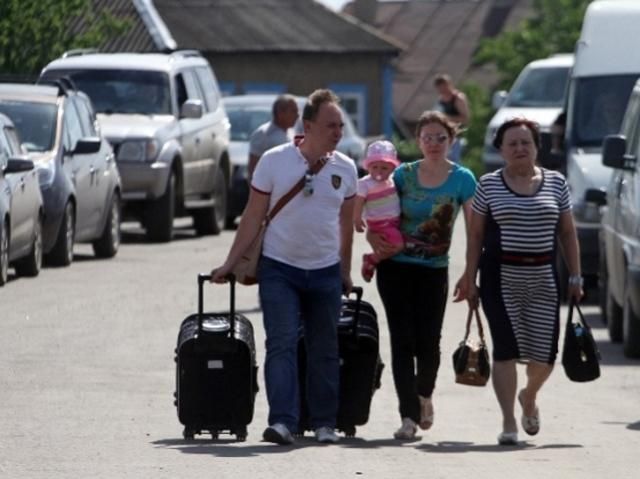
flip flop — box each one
[497,431,518,445]
[419,396,434,430]
[518,389,540,436]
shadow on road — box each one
[415,441,583,453]
[153,437,314,457]
[627,421,640,431]
[153,436,584,456]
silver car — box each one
[0,83,122,266]
[0,113,43,286]
[41,50,232,241]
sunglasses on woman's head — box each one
[419,133,449,144]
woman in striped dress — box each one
[454,118,583,445]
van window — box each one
[505,67,570,108]
[569,75,639,147]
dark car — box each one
[597,79,640,358]
[0,113,44,286]
[0,82,121,266]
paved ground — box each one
[1,217,639,478]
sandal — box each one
[419,396,434,430]
[518,389,540,436]
[497,431,518,445]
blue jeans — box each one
[258,256,342,432]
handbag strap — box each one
[265,156,328,223]
[464,307,487,343]
[567,299,590,329]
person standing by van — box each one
[433,74,470,163]
[247,94,299,180]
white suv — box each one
[40,50,231,241]
[482,54,573,172]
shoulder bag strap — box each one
[265,156,328,223]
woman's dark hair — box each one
[414,110,458,140]
[492,117,541,149]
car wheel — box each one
[14,215,43,277]
[146,173,175,242]
[47,201,75,267]
[225,214,237,230]
[193,168,226,236]
[606,286,624,343]
[93,193,121,258]
[623,280,640,358]
[0,219,8,286]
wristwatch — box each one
[568,275,584,287]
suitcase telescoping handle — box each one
[347,286,363,336]
[197,273,236,339]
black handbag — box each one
[452,307,491,386]
[562,300,601,382]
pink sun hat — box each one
[362,140,400,170]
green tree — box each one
[0,0,129,76]
[475,0,591,89]
[460,0,591,173]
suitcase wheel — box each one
[235,426,247,442]
[342,425,356,438]
[183,427,195,440]
[211,431,219,440]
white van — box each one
[482,54,573,171]
[564,0,640,288]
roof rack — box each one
[61,48,100,58]
[36,77,78,96]
[168,49,203,59]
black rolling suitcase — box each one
[298,286,384,437]
[174,274,258,441]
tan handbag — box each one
[452,307,491,386]
[233,158,327,285]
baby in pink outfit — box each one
[353,140,404,282]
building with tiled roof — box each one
[343,0,534,133]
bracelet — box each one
[568,275,584,287]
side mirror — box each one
[73,137,101,155]
[5,157,35,174]
[602,134,636,170]
[180,99,203,119]
[492,90,508,110]
[585,188,607,206]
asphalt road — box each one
[1,217,639,478]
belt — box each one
[500,252,554,265]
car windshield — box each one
[226,106,271,141]
[570,75,639,147]
[505,66,570,108]
[44,69,171,115]
[0,101,57,152]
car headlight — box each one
[36,157,55,187]
[117,140,159,162]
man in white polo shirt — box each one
[247,94,299,180]
[211,89,357,446]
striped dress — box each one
[472,168,571,364]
